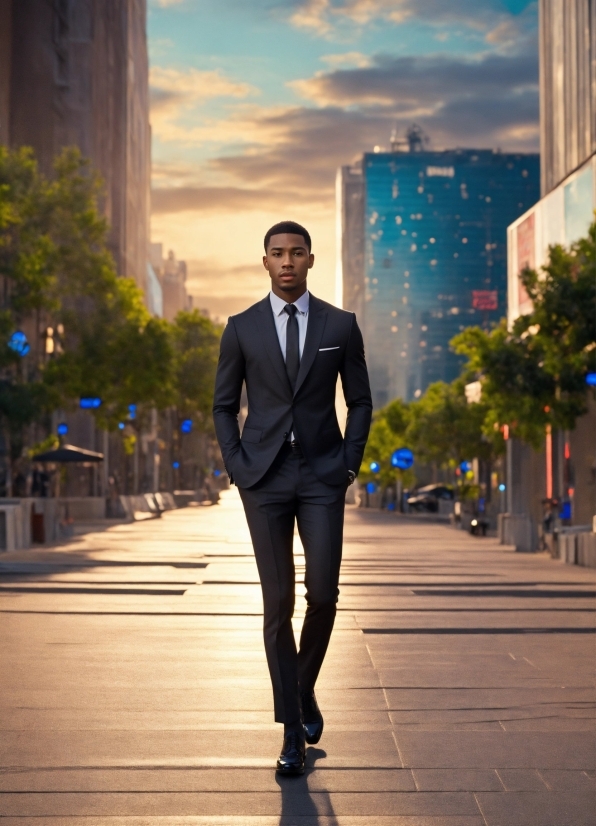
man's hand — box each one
[347,470,356,486]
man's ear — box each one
[262,255,269,271]
[308,253,315,269]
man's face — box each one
[263,233,314,295]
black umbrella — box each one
[32,444,104,463]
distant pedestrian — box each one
[213,221,372,775]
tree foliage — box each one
[171,310,223,430]
[0,145,222,462]
[452,221,596,448]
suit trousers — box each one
[238,442,347,724]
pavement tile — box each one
[496,769,549,790]
[0,791,482,817]
[412,769,504,791]
[0,818,488,826]
[395,731,596,769]
[1,491,594,823]
[475,790,596,825]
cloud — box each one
[152,185,312,213]
[321,51,371,67]
[150,67,256,143]
[286,0,536,46]
[290,51,538,108]
[152,47,538,220]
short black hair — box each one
[264,221,311,252]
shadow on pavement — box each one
[276,747,338,824]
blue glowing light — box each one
[498,483,506,492]
[57,422,68,436]
[559,501,572,520]
[7,331,30,357]
[391,447,414,470]
[460,460,472,473]
[180,418,193,434]
[118,422,125,430]
[366,482,377,494]
[80,397,102,409]
[369,461,380,473]
[128,404,137,419]
[172,461,180,469]
[586,372,596,387]
[213,469,221,477]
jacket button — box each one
[283,432,288,438]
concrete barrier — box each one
[577,532,596,568]
[498,513,536,552]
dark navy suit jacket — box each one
[212,293,372,488]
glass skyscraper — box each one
[337,148,540,408]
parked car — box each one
[407,485,454,513]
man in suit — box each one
[213,221,372,775]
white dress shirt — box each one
[269,290,309,441]
[269,290,309,361]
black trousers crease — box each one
[238,443,346,724]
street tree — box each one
[452,220,596,449]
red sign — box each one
[472,290,498,310]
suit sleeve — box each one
[340,314,373,475]
[212,318,245,481]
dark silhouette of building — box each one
[0,0,150,294]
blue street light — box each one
[369,461,380,473]
[172,461,180,469]
[128,404,137,420]
[213,469,221,477]
[180,419,193,434]
[391,447,414,470]
[498,483,506,492]
[366,482,377,494]
[57,422,68,436]
[80,397,102,409]
[8,331,30,357]
[460,460,472,473]
[118,422,125,430]
[586,372,596,386]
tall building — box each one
[338,142,540,408]
[505,0,595,537]
[539,0,596,195]
[0,0,151,295]
[149,244,192,322]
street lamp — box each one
[391,448,414,469]
[80,397,102,409]
[7,331,30,356]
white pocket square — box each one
[319,346,340,351]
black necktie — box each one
[284,304,300,390]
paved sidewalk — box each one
[0,489,594,825]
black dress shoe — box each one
[300,690,324,744]
[276,732,305,776]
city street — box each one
[0,490,594,826]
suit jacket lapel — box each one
[294,294,328,397]
[256,297,293,395]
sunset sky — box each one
[148,0,539,320]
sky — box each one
[148,0,539,319]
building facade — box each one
[1,0,151,294]
[505,0,596,539]
[539,0,596,195]
[338,148,540,408]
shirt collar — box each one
[269,290,310,316]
